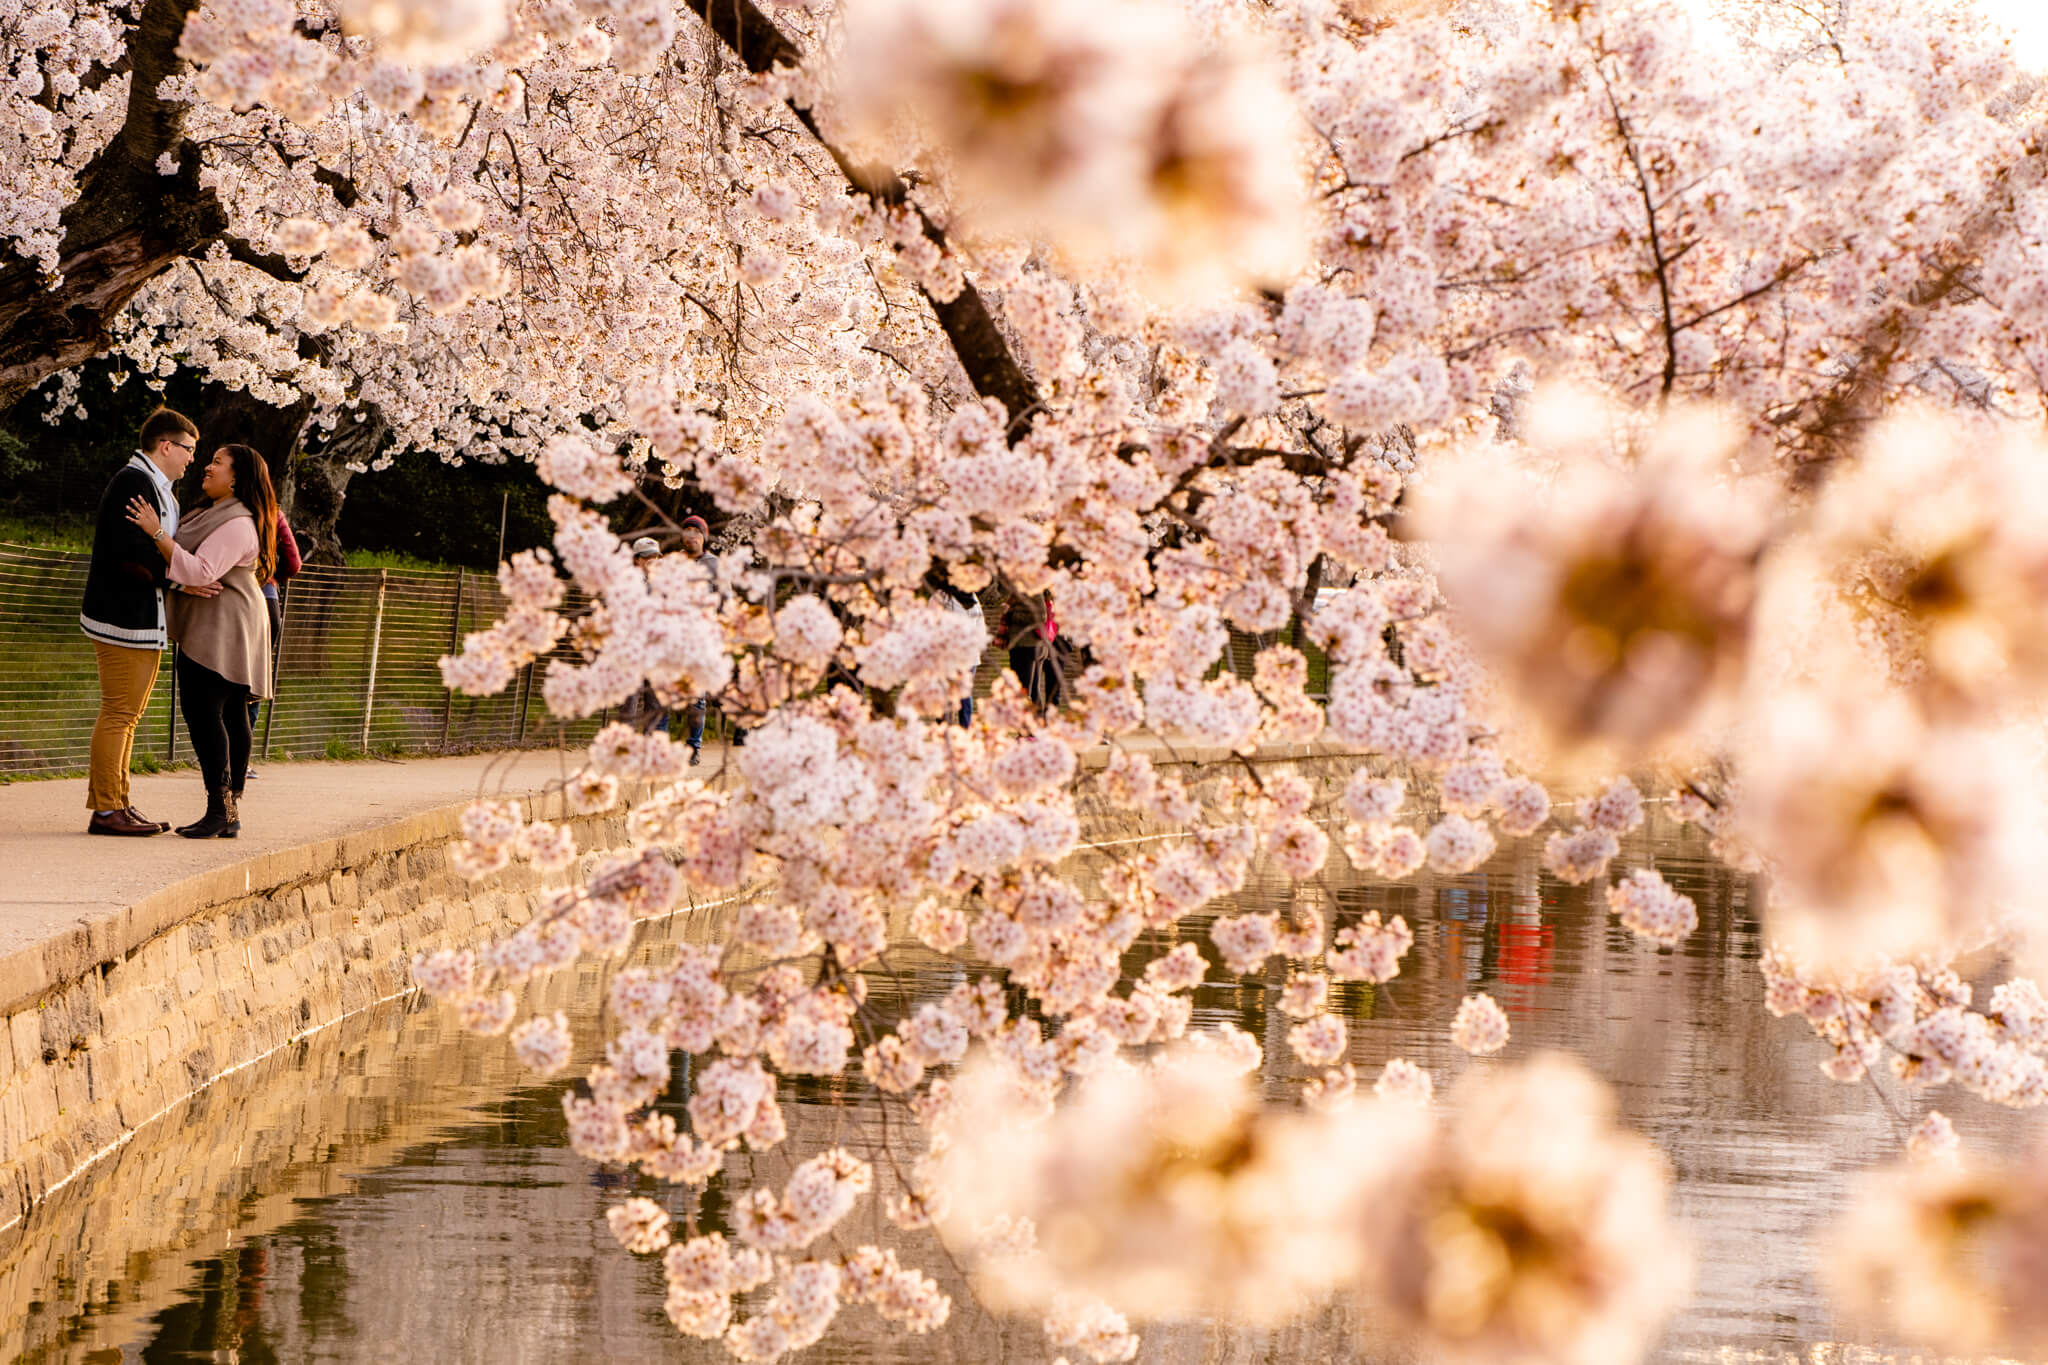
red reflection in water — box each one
[1494,916,1555,1014]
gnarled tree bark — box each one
[0,0,225,411]
[285,406,390,565]
[197,382,315,494]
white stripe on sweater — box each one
[80,612,167,648]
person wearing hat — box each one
[620,537,668,734]
[676,516,712,566]
[675,516,723,763]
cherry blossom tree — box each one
[9,0,2048,1357]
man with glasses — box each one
[78,407,202,836]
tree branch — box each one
[223,236,307,282]
[312,164,361,209]
[680,0,1042,436]
[0,0,228,410]
[1602,71,1681,400]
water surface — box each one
[8,802,2042,1364]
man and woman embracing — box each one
[81,407,283,839]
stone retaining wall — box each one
[0,741,1369,1243]
[0,791,635,1235]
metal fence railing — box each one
[0,545,611,779]
[0,543,1327,779]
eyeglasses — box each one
[168,440,196,453]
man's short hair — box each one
[138,407,199,451]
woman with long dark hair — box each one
[125,443,277,837]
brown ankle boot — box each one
[176,788,232,838]
[219,790,241,838]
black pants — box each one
[1010,644,1062,710]
[178,651,252,795]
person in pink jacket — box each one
[125,444,278,838]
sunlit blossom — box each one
[1830,1151,2048,1355]
[1450,993,1510,1056]
[1353,1054,1690,1365]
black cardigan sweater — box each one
[79,461,174,648]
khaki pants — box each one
[88,640,161,811]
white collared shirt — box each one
[131,452,178,638]
[132,451,178,540]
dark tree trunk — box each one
[285,408,388,565]
[0,0,226,410]
[198,384,313,494]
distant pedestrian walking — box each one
[1002,589,1062,711]
[620,536,670,735]
[673,517,729,762]
[929,569,985,726]
[79,407,199,836]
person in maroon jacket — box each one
[243,509,300,762]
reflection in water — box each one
[9,805,2044,1363]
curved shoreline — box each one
[0,737,1363,1237]
[0,780,638,1234]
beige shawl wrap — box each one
[167,498,272,698]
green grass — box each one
[0,509,95,553]
[318,737,404,761]
[0,747,415,785]
[0,756,196,785]
[345,546,464,573]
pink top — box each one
[166,516,259,586]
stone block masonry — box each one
[0,791,640,1235]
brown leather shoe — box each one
[88,808,162,837]
[126,807,171,833]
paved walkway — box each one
[0,734,1358,966]
[0,750,601,961]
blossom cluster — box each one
[833,0,1303,293]
[1762,948,2047,1107]
[1352,1054,1690,1365]
[1449,993,1510,1057]
[1606,868,1698,950]
[931,1049,1370,1323]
